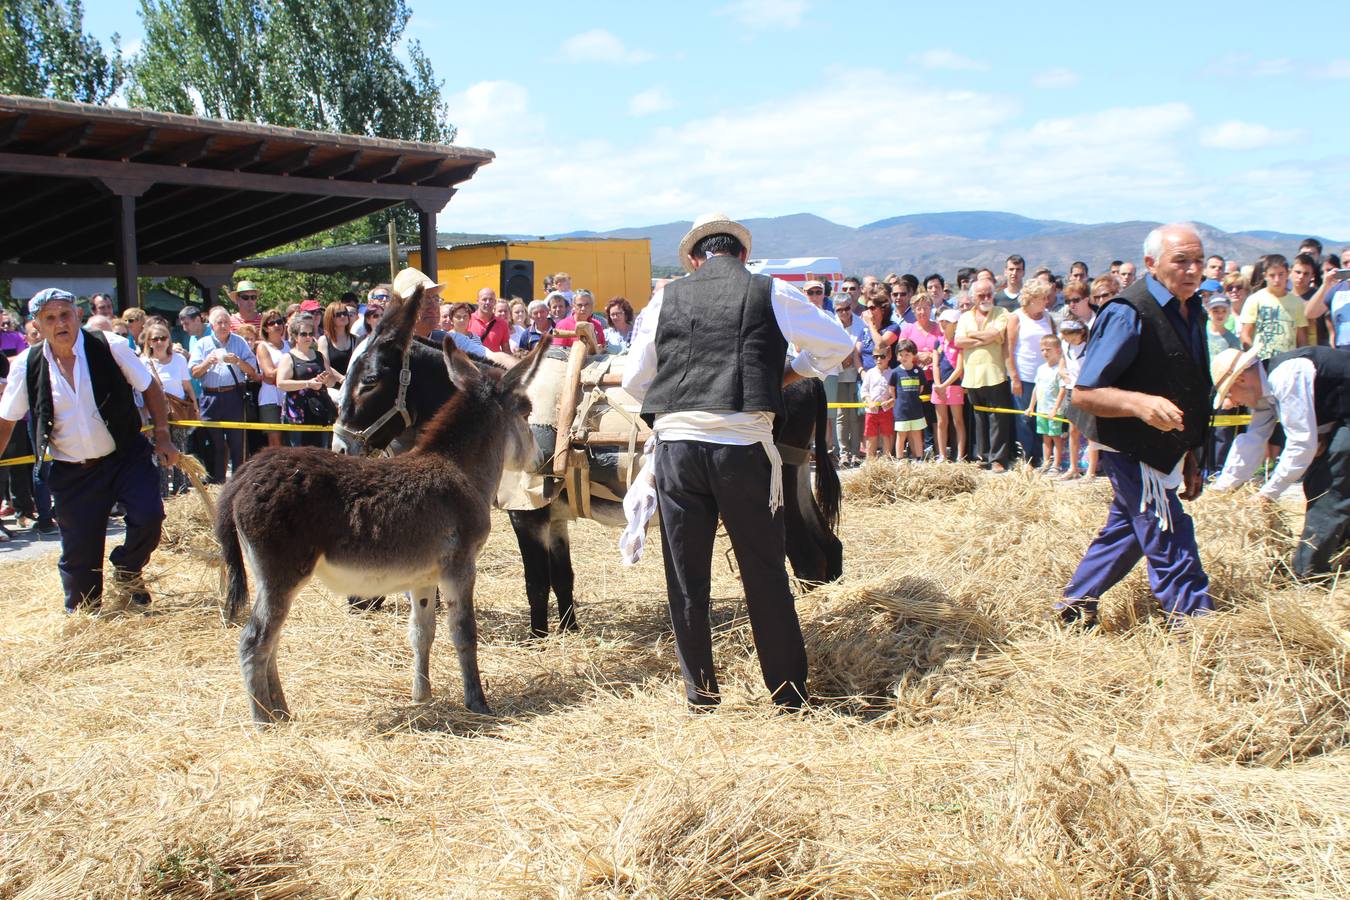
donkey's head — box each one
[332,287,425,456]
[417,333,553,474]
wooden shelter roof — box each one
[0,94,493,272]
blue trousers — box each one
[1012,379,1042,467]
[47,440,165,610]
[1062,451,1213,617]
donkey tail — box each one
[214,488,249,625]
[813,378,841,531]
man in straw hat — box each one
[1211,344,1350,577]
[1057,223,1214,628]
[0,289,179,613]
[228,280,262,326]
[622,213,854,710]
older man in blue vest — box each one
[1059,223,1214,628]
[0,289,179,613]
[623,213,854,710]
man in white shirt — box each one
[0,289,179,613]
[1211,344,1350,577]
[623,213,853,711]
[188,306,259,482]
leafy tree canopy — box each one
[0,0,124,104]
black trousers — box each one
[1295,423,1350,577]
[199,387,246,483]
[967,381,1014,468]
[48,440,164,610]
[653,439,808,708]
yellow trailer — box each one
[409,238,653,310]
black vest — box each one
[640,255,788,425]
[27,329,144,465]
[1269,346,1350,426]
[1076,279,1211,471]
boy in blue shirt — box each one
[889,339,927,460]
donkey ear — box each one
[379,286,422,349]
[442,336,480,392]
[503,332,551,395]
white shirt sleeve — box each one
[1259,359,1319,499]
[620,287,663,402]
[0,347,32,421]
[770,279,854,379]
[109,335,154,393]
[1212,359,1318,496]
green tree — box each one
[128,0,455,302]
[0,0,124,103]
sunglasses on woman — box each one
[296,331,314,338]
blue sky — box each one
[85,0,1349,240]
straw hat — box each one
[1210,345,1261,410]
[229,280,259,302]
[393,267,445,301]
[677,213,752,273]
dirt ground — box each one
[1,465,1347,898]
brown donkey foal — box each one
[215,325,550,724]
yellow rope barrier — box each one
[0,419,335,467]
[826,402,1253,427]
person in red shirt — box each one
[468,288,512,352]
[552,289,608,350]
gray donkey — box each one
[215,296,549,723]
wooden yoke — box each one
[552,324,594,476]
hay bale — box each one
[1189,598,1350,765]
[999,746,1215,898]
[141,831,312,899]
[799,574,1002,706]
[584,771,833,898]
[842,459,981,504]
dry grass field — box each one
[1,462,1348,898]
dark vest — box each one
[640,255,788,425]
[1269,346,1350,426]
[1077,279,1211,471]
[27,329,144,465]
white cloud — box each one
[1316,59,1350,78]
[1031,68,1079,89]
[628,88,674,117]
[1199,120,1289,150]
[915,49,988,72]
[720,0,809,29]
[1204,52,1294,77]
[560,29,652,64]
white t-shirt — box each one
[146,352,191,399]
[257,341,289,406]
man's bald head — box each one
[1143,223,1205,300]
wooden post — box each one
[417,206,437,280]
[112,193,138,312]
[387,219,398,281]
[552,338,591,476]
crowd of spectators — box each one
[0,242,1345,533]
[807,237,1350,485]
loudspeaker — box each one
[500,259,534,303]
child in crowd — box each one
[1058,318,1093,480]
[931,308,966,462]
[1029,334,1067,476]
[889,339,926,461]
[860,343,895,459]
[1205,296,1241,360]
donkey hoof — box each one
[411,685,432,704]
[467,699,495,716]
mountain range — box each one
[537,211,1346,278]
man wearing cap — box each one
[1212,345,1350,577]
[0,289,179,613]
[623,213,854,710]
[188,306,259,482]
[830,287,866,465]
[229,281,262,326]
[1058,223,1214,628]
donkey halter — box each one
[332,344,414,452]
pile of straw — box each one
[1,463,1348,897]
[842,458,981,504]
